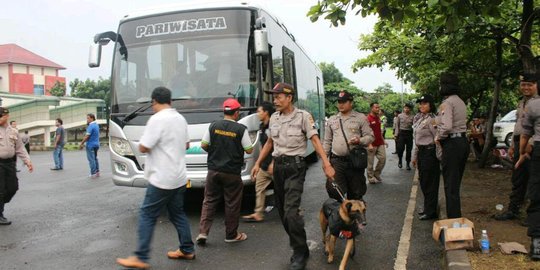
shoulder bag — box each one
[339,118,368,169]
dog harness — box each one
[322,198,360,239]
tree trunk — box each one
[478,37,503,168]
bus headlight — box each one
[110,137,135,156]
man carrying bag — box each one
[323,90,374,201]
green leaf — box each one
[428,0,438,8]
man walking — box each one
[51,118,66,170]
[243,101,275,222]
[117,87,195,269]
[495,74,538,221]
[21,131,30,154]
[0,107,33,225]
[251,83,335,270]
[323,90,373,199]
[395,104,414,170]
[436,72,469,218]
[367,102,387,183]
[197,98,253,245]
[79,113,100,178]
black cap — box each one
[404,103,414,109]
[265,82,295,95]
[416,94,434,104]
[337,90,354,101]
[439,72,460,95]
[520,73,539,82]
[0,107,9,117]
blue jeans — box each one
[53,145,64,169]
[135,184,194,262]
[85,146,99,175]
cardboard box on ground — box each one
[432,218,475,250]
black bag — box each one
[339,119,368,169]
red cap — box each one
[223,98,241,111]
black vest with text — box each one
[207,119,246,174]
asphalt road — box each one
[0,144,443,270]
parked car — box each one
[493,110,516,147]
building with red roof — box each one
[0,43,66,96]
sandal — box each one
[224,232,248,243]
[242,214,264,223]
[196,234,207,245]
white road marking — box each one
[394,170,419,270]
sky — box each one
[1,0,409,93]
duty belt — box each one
[274,155,304,164]
[449,132,466,138]
[0,157,15,163]
[418,144,435,150]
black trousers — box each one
[273,156,308,256]
[325,157,366,201]
[508,136,530,213]
[397,130,413,163]
[418,146,440,216]
[528,143,540,237]
[441,137,469,218]
[0,160,19,216]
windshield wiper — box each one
[122,97,190,124]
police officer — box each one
[0,107,33,225]
[515,92,540,260]
[435,73,469,219]
[495,73,538,221]
[251,83,335,270]
[395,104,414,170]
[323,90,374,199]
[411,95,441,220]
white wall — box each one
[0,65,8,92]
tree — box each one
[49,81,66,97]
[308,0,535,167]
[319,62,350,84]
[70,77,111,105]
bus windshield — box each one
[111,9,257,114]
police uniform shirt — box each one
[436,94,467,139]
[514,94,539,138]
[395,112,414,137]
[323,111,374,157]
[522,98,540,142]
[269,107,318,157]
[0,125,30,161]
[412,113,439,161]
[202,119,253,174]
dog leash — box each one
[331,181,347,202]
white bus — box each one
[89,2,325,188]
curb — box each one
[437,177,472,270]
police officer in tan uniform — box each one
[323,90,373,199]
[494,73,538,221]
[0,107,33,225]
[435,73,469,218]
[395,104,414,170]
[411,95,441,220]
[251,83,335,270]
[515,90,540,260]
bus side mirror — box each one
[254,29,269,55]
[88,43,102,68]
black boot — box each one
[398,159,402,169]
[531,237,540,261]
[493,210,517,221]
[406,163,411,170]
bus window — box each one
[283,46,297,101]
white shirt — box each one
[139,108,189,189]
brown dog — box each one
[319,198,367,270]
